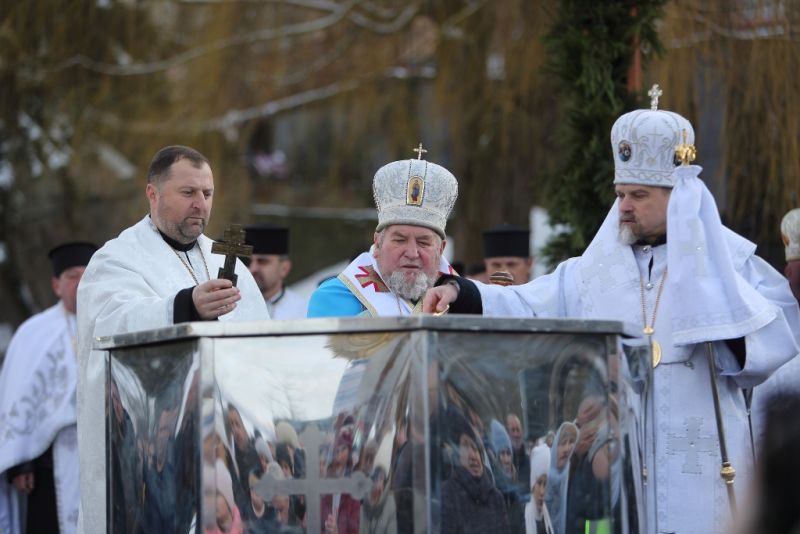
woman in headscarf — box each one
[525,443,553,534]
[205,458,244,534]
[543,422,578,534]
[440,409,511,534]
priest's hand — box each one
[422,282,458,314]
[12,472,34,494]
[192,279,241,319]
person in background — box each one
[0,241,97,534]
[525,443,553,534]
[245,224,308,319]
[780,208,800,304]
[441,410,511,534]
[482,224,533,284]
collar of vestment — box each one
[154,224,197,252]
[269,287,285,305]
[338,250,454,317]
[634,234,667,247]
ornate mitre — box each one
[611,84,695,188]
[373,144,458,238]
[782,208,800,262]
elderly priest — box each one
[307,145,459,317]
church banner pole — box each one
[704,341,737,516]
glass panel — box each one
[105,321,648,534]
[209,332,420,534]
[433,332,625,534]
[108,341,199,533]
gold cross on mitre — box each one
[211,223,253,286]
[648,84,663,111]
[412,143,427,160]
[674,129,696,166]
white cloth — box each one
[477,196,800,533]
[667,166,774,345]
[76,215,269,534]
[0,303,81,534]
[268,287,308,320]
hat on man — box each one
[781,209,800,262]
[373,146,458,239]
[245,224,289,255]
[48,241,98,277]
[611,84,694,188]
[483,224,530,258]
[608,84,773,346]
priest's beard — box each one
[618,224,638,245]
[386,270,435,302]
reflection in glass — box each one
[107,321,650,534]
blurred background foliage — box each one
[0,0,797,327]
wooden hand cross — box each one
[211,224,253,287]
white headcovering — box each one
[782,208,800,262]
[611,84,694,188]
[215,458,235,510]
[610,85,775,344]
[529,443,551,488]
[373,149,458,239]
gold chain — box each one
[172,246,211,285]
[640,268,668,367]
[640,268,668,334]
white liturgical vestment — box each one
[267,286,308,320]
[76,216,269,533]
[0,303,81,534]
[476,198,800,534]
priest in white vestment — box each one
[244,223,309,319]
[0,241,98,534]
[76,146,269,533]
[307,145,459,318]
[424,87,800,534]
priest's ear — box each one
[145,183,159,207]
[279,257,292,279]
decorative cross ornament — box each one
[666,417,717,475]
[648,84,663,111]
[412,143,427,160]
[211,224,253,286]
[251,423,371,533]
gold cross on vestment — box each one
[412,143,427,160]
[211,224,253,287]
[648,84,663,110]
